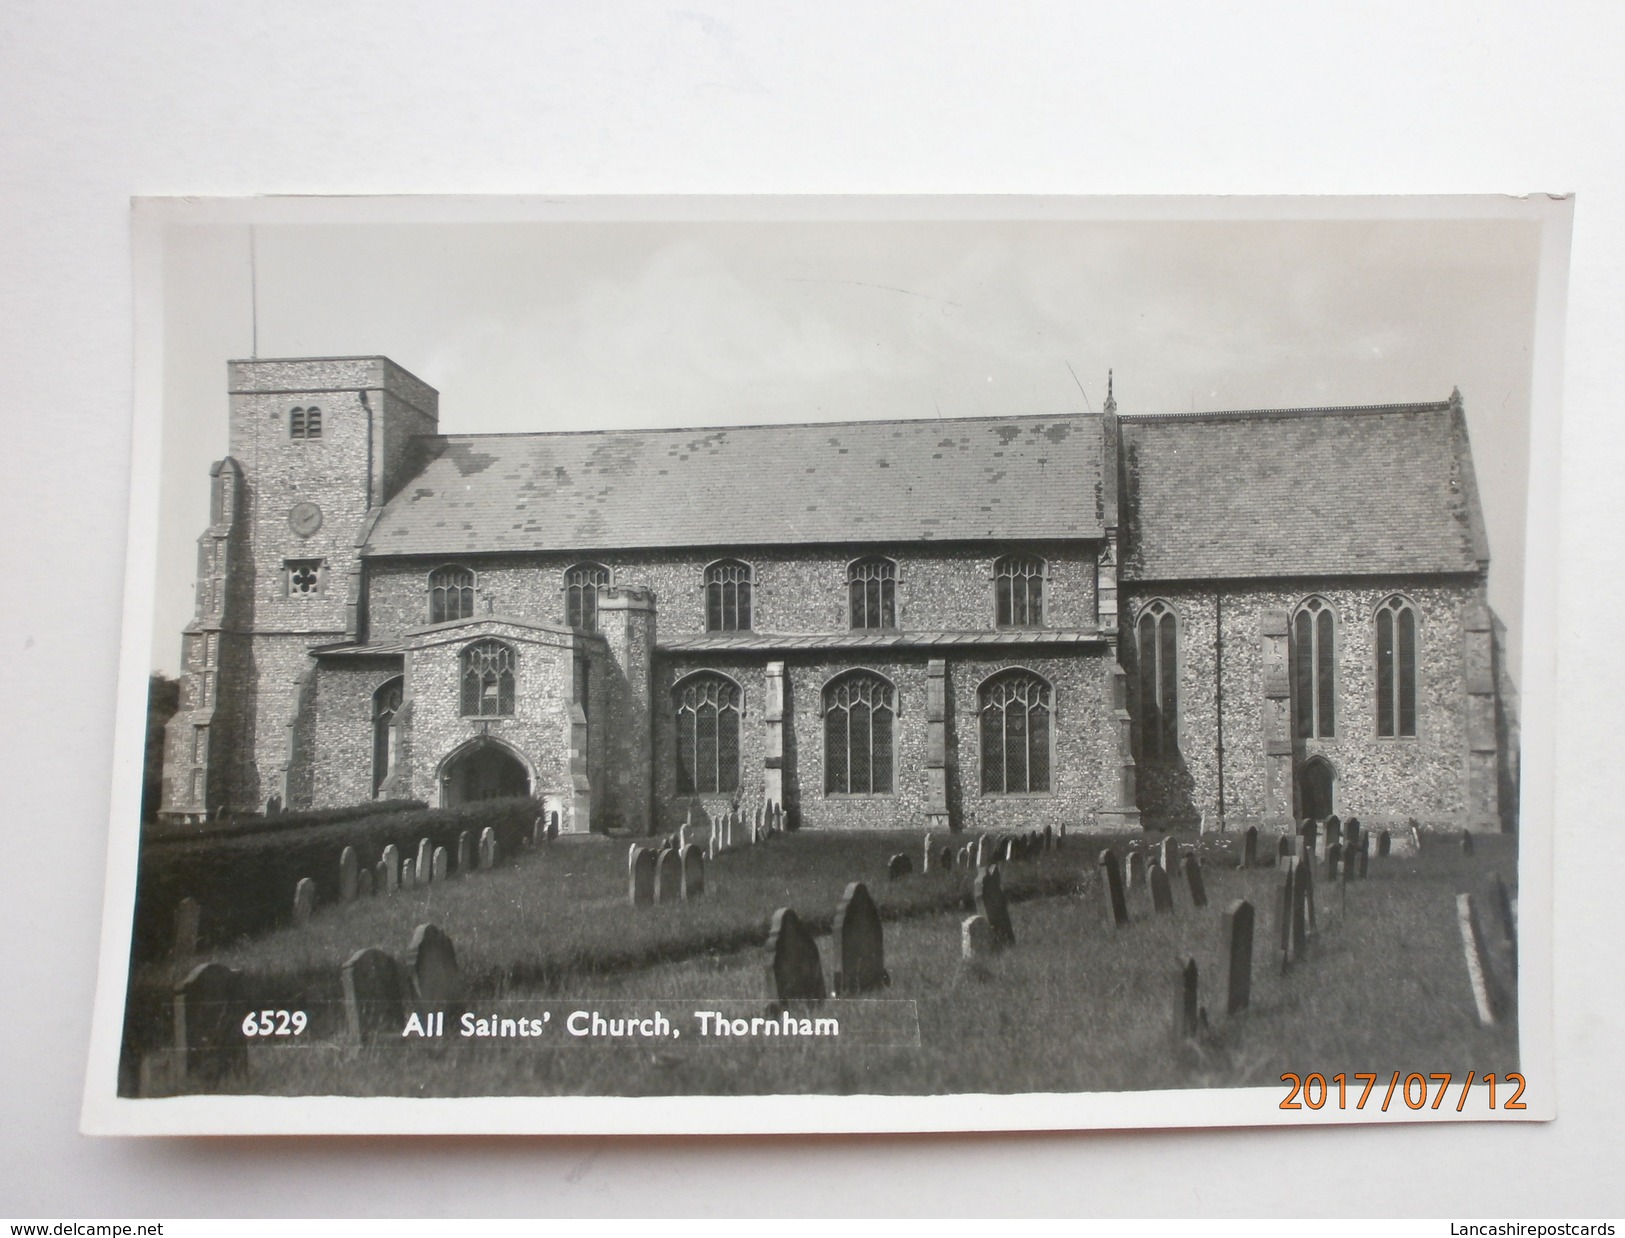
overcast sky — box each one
[151,203,1547,681]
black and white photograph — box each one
[80,194,1563,1135]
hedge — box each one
[141,799,428,846]
[130,797,542,964]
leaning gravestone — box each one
[339,846,359,902]
[456,831,472,875]
[1149,863,1174,914]
[628,845,655,906]
[678,844,705,900]
[1183,854,1208,908]
[173,962,248,1084]
[406,923,465,1013]
[356,867,373,899]
[1241,825,1259,869]
[974,865,1016,947]
[961,914,996,960]
[832,882,889,994]
[431,846,449,882]
[292,877,317,926]
[341,947,405,1046]
[172,897,201,960]
[887,853,913,881]
[1174,957,1200,1039]
[765,908,825,1005]
[478,826,497,870]
[1226,899,1255,1015]
[381,845,400,893]
[654,847,682,904]
[1098,848,1130,929]
[416,838,434,883]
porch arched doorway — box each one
[440,739,531,807]
[1299,755,1336,821]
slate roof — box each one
[1119,400,1490,582]
[365,414,1101,556]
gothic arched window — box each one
[848,557,898,629]
[673,673,742,795]
[372,676,403,795]
[460,640,515,717]
[1136,600,1179,761]
[1292,597,1337,739]
[994,553,1046,627]
[428,565,475,624]
[823,671,895,795]
[705,559,753,632]
[1375,595,1419,738]
[565,562,610,631]
[979,669,1053,794]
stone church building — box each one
[159,356,1515,836]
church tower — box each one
[160,358,438,820]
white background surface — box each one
[1,0,1620,1217]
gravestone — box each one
[1175,957,1200,1039]
[1341,841,1355,889]
[888,853,913,881]
[938,846,953,871]
[478,826,497,870]
[1300,819,1319,859]
[1242,825,1259,869]
[1357,835,1370,878]
[173,962,248,1083]
[432,846,449,882]
[1325,842,1342,881]
[381,844,400,893]
[547,811,560,841]
[1377,829,1392,857]
[1149,862,1174,913]
[628,845,655,906]
[997,836,1015,863]
[1279,857,1298,964]
[1226,899,1254,1014]
[400,857,415,889]
[356,867,373,899]
[1325,818,1342,850]
[292,877,316,926]
[456,831,472,875]
[832,882,889,994]
[765,908,825,1005]
[339,846,359,902]
[677,823,690,851]
[922,833,934,873]
[406,923,465,1013]
[654,847,682,904]
[1292,855,1312,958]
[961,914,996,960]
[1277,833,1294,860]
[172,897,201,960]
[341,947,404,1045]
[975,865,1015,947]
[1456,893,1500,1025]
[1183,854,1208,908]
[374,860,390,895]
[1410,819,1423,851]
[678,844,705,900]
[974,835,994,868]
[1489,873,1517,956]
[1160,835,1179,872]
[1098,849,1129,929]
[957,844,971,869]
[1344,817,1361,847]
[416,838,434,883]
[1125,849,1146,890]
[1043,824,1053,852]
[1461,829,1475,856]
[531,815,545,847]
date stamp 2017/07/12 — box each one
[1280,1072,1527,1113]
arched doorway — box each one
[1299,755,1335,821]
[440,739,531,806]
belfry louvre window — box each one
[565,562,610,631]
[1136,600,1179,761]
[428,565,475,623]
[289,406,322,439]
[460,640,515,717]
[980,670,1052,794]
[372,677,403,795]
[705,560,753,632]
[848,557,897,629]
[1375,596,1418,738]
[286,559,322,596]
[674,674,741,795]
[1292,598,1337,739]
[823,671,895,795]
[994,554,1046,627]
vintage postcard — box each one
[83,194,1566,1135]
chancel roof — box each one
[365,413,1102,555]
[1119,399,1490,582]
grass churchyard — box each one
[127,801,1519,1099]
